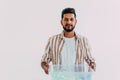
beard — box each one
[63,24,75,32]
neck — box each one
[64,31,75,38]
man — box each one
[41,8,96,75]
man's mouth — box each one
[65,24,72,27]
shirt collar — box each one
[59,31,79,40]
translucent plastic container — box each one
[49,64,94,80]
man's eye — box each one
[71,18,74,21]
[64,18,68,21]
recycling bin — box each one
[49,64,94,80]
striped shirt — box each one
[41,31,95,71]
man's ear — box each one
[60,20,62,25]
[75,19,77,24]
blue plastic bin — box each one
[49,64,94,80]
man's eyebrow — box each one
[64,17,74,19]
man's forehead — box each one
[63,13,75,18]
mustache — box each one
[65,24,73,26]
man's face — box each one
[61,13,77,32]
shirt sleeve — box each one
[83,37,96,65]
[41,37,52,63]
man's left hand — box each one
[89,62,96,71]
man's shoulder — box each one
[48,33,61,40]
[76,34,88,40]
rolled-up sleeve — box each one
[41,38,52,63]
[83,37,95,65]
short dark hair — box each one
[61,8,76,19]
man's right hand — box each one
[41,62,49,74]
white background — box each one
[0,0,120,80]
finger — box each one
[45,70,48,74]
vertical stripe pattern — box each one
[41,32,95,70]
